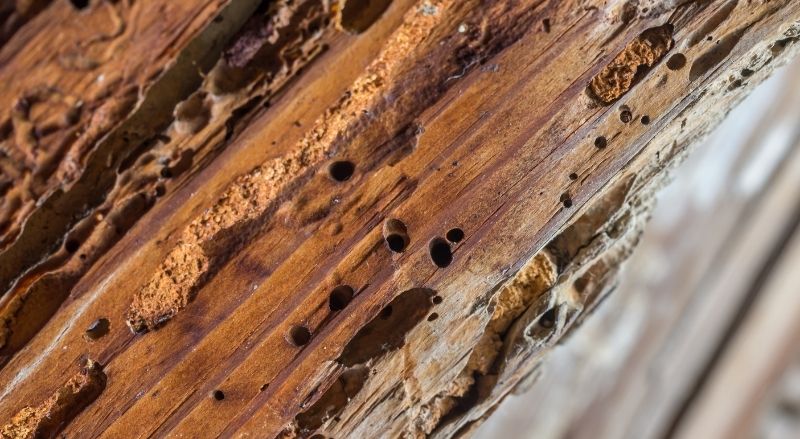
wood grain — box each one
[475,59,800,439]
[0,0,798,437]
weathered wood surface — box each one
[0,0,799,437]
[474,60,800,439]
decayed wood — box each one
[474,61,800,439]
[0,0,799,438]
[1,360,105,439]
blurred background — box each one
[476,58,800,439]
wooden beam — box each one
[0,0,798,437]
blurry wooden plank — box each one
[674,221,800,438]
[752,350,800,439]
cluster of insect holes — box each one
[567,51,689,209]
[84,43,694,401]
[282,159,466,363]
[208,159,362,401]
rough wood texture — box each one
[474,60,800,439]
[0,0,798,437]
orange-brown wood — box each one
[1,0,799,437]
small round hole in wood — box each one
[445,228,464,243]
[85,318,110,340]
[65,239,80,253]
[538,308,557,329]
[328,160,355,182]
[383,219,409,253]
[560,193,573,208]
[386,234,405,252]
[429,238,453,268]
[594,136,607,149]
[212,390,225,401]
[288,325,312,346]
[666,53,687,70]
[329,285,354,311]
